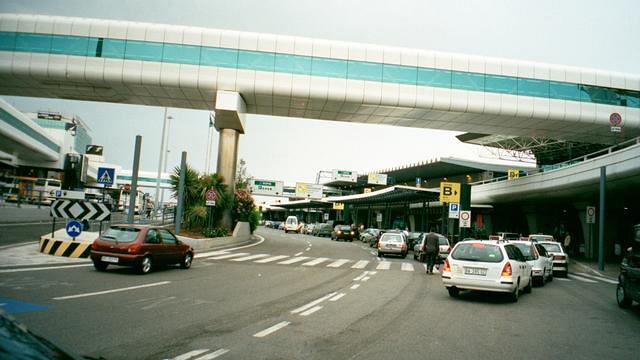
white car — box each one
[284,216,302,233]
[539,241,569,277]
[442,240,533,302]
[511,240,554,286]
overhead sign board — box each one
[295,183,323,199]
[249,179,284,196]
[367,173,387,185]
[439,182,461,203]
[448,203,460,219]
[332,169,357,183]
[333,202,345,210]
[459,210,471,228]
[96,167,115,186]
[586,206,596,224]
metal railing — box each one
[469,136,640,186]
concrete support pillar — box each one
[213,90,246,229]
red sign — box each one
[609,113,622,126]
[205,189,217,201]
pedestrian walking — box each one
[145,197,153,219]
[564,232,572,255]
[425,232,439,274]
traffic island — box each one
[176,222,257,251]
[39,229,98,258]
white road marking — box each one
[253,321,290,338]
[170,349,209,360]
[305,247,311,251]
[350,284,361,290]
[353,272,368,281]
[329,293,346,301]
[574,272,618,284]
[254,255,289,263]
[193,348,230,360]
[556,277,570,282]
[294,252,304,256]
[299,305,323,316]
[207,252,250,260]
[278,256,310,265]
[218,234,265,252]
[0,264,92,273]
[302,258,330,266]
[326,259,350,268]
[423,264,428,271]
[291,292,337,314]
[53,281,171,300]
[367,271,377,275]
[376,262,391,270]
[194,250,228,259]
[352,260,369,269]
[568,274,598,283]
[230,254,270,262]
[361,276,371,282]
[401,263,415,272]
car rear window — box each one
[101,227,140,242]
[338,225,351,231]
[513,243,536,260]
[541,243,562,253]
[451,243,504,263]
[438,237,449,246]
[381,234,403,242]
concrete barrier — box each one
[177,222,253,251]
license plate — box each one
[101,256,119,264]
[464,267,487,276]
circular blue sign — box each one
[65,220,83,238]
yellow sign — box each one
[363,188,372,193]
[508,169,520,180]
[439,182,461,203]
[296,183,308,194]
[333,202,345,210]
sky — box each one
[1,0,639,198]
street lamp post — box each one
[155,108,172,213]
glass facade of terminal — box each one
[1,31,638,108]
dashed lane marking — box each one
[0,264,92,273]
[326,259,350,268]
[294,252,304,256]
[291,292,337,314]
[206,253,250,260]
[169,349,209,360]
[401,263,415,272]
[230,254,270,262]
[299,305,323,316]
[353,272,368,281]
[376,261,390,270]
[350,284,361,290]
[329,293,346,301]
[352,260,369,269]
[254,255,289,263]
[568,274,598,283]
[278,256,310,265]
[302,258,330,266]
[253,321,290,338]
[53,281,171,300]
[193,348,229,360]
[361,276,371,282]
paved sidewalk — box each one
[571,258,620,280]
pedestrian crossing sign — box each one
[97,167,115,186]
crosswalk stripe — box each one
[573,272,618,284]
[207,252,250,260]
[254,255,289,263]
[326,259,350,268]
[568,274,597,283]
[170,349,209,360]
[302,258,331,266]
[376,261,390,270]
[352,260,369,269]
[194,250,228,259]
[193,348,230,360]
[401,263,414,272]
[230,254,270,262]
[278,256,310,265]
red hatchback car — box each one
[90,225,194,274]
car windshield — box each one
[513,243,535,259]
[337,225,351,231]
[452,243,504,263]
[438,237,448,245]
[381,234,403,242]
[541,243,562,253]
[101,227,140,242]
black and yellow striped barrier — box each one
[39,237,91,258]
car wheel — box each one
[413,253,417,260]
[93,260,108,271]
[139,256,152,274]
[402,252,407,259]
[377,251,383,257]
[548,269,553,282]
[617,283,633,308]
[524,274,533,293]
[510,281,520,302]
[447,287,459,298]
[181,252,193,269]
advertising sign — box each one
[367,173,388,185]
[249,179,284,196]
[295,182,323,199]
[332,169,357,183]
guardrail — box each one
[469,136,640,186]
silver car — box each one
[512,240,554,286]
[377,232,408,258]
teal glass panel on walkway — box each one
[0,32,16,51]
[125,40,163,62]
[485,74,517,94]
[238,50,275,72]
[417,68,451,88]
[51,35,89,56]
[348,60,382,81]
[383,64,417,85]
[15,33,51,53]
[163,43,200,65]
[275,53,311,75]
[312,57,347,78]
[550,81,581,101]
[102,38,125,59]
[518,78,549,98]
[200,47,238,68]
[452,71,485,91]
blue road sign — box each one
[66,220,83,238]
[97,167,115,185]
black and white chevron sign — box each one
[50,200,111,221]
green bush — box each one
[249,208,261,233]
[203,226,230,238]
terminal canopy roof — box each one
[326,185,439,206]
[270,199,333,210]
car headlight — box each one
[337,230,341,235]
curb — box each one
[39,237,91,258]
[571,259,618,280]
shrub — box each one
[249,208,261,233]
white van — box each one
[284,216,302,233]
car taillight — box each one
[91,242,98,250]
[401,243,407,250]
[378,242,382,249]
[447,246,451,253]
[554,255,566,260]
[443,259,451,273]
[501,262,513,277]
[128,244,141,254]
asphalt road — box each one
[1,227,639,360]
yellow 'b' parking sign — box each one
[439,182,460,203]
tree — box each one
[235,158,251,190]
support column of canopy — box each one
[214,91,246,229]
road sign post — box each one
[205,188,217,234]
[448,203,460,219]
[65,220,82,241]
[459,211,471,228]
